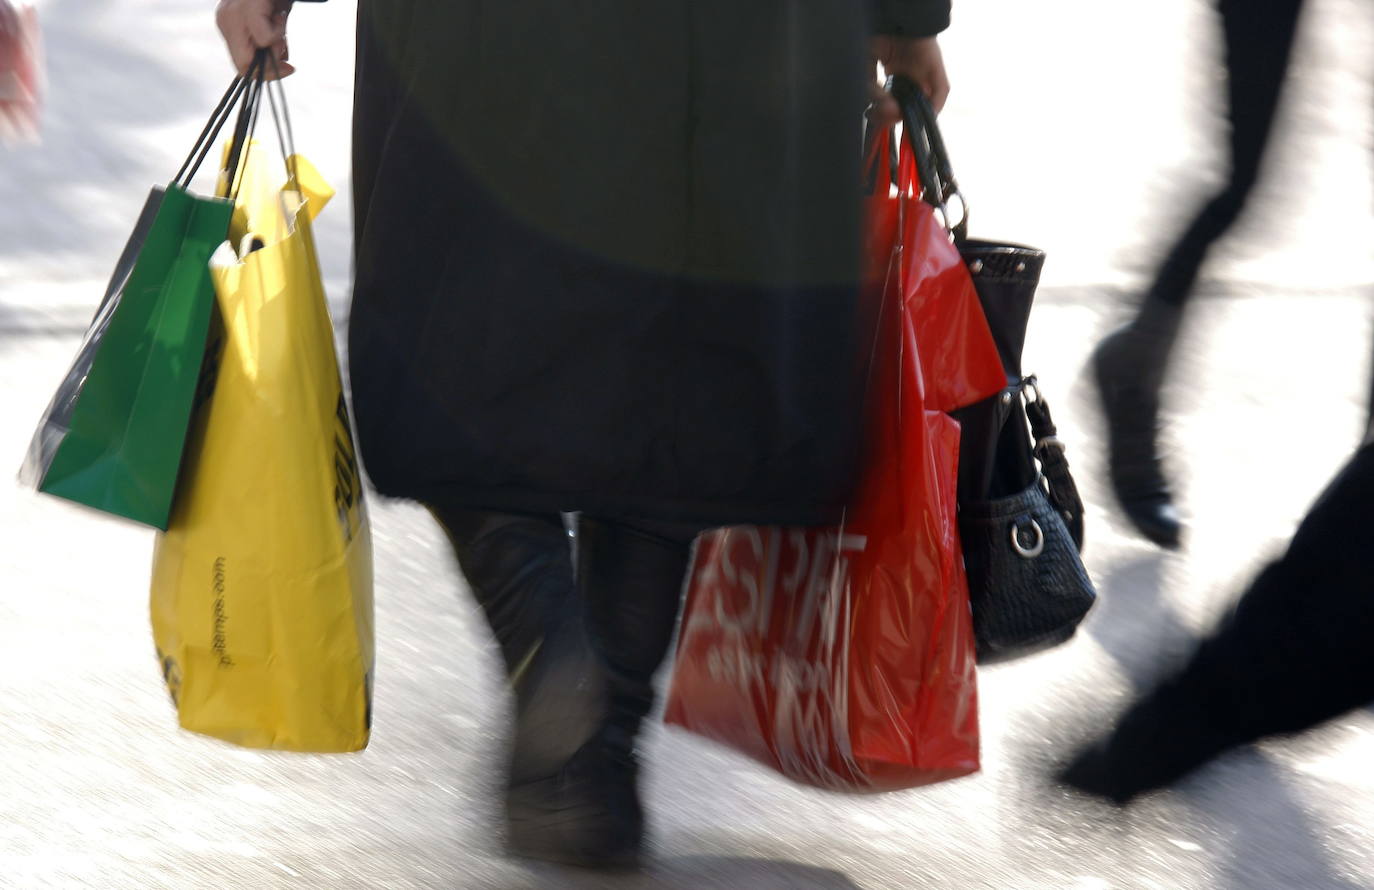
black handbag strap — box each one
[890,76,969,241]
[1020,376,1086,551]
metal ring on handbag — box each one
[1011,518,1044,558]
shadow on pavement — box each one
[1183,752,1366,890]
[0,298,92,340]
[515,853,864,890]
[1081,552,1197,698]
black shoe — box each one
[1056,740,1137,805]
[1057,678,1247,804]
[1092,327,1183,549]
[506,727,644,870]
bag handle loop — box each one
[890,75,969,241]
[172,50,296,201]
[172,57,258,190]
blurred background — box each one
[2,0,1374,887]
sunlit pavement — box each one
[3,1,1374,887]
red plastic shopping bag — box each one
[663,122,1002,792]
[883,124,1005,412]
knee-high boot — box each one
[507,515,695,867]
[1093,0,1304,550]
[430,509,616,863]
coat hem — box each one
[371,478,847,529]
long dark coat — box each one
[346,0,950,525]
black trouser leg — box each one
[429,507,700,746]
[430,506,699,867]
[1092,0,1307,550]
[429,507,606,784]
[1062,443,1374,802]
[1148,0,1305,307]
[574,515,701,746]
[430,507,577,677]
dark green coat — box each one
[345,1,950,524]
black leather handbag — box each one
[894,78,1096,665]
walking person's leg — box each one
[1061,441,1374,802]
[1093,0,1306,548]
[502,514,700,867]
[432,505,699,867]
[429,508,613,856]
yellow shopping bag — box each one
[150,140,374,753]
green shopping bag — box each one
[20,67,261,528]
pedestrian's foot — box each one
[1092,329,1183,549]
[1116,492,1182,551]
[1058,725,1237,806]
[1056,740,1138,805]
[506,731,644,870]
[1057,676,1250,804]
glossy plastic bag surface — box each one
[886,125,1005,412]
[662,125,998,791]
[150,145,374,753]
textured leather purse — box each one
[953,372,1096,664]
[895,79,1096,664]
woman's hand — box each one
[871,35,949,125]
[215,0,294,78]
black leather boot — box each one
[430,509,623,868]
[504,726,643,870]
[504,515,694,869]
[1092,298,1185,549]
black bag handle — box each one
[1021,377,1086,551]
[893,78,958,204]
[223,51,298,199]
[172,55,260,190]
[172,50,295,202]
[890,75,969,241]
[223,56,267,200]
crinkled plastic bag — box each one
[663,123,996,791]
[149,144,374,752]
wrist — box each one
[872,0,951,37]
